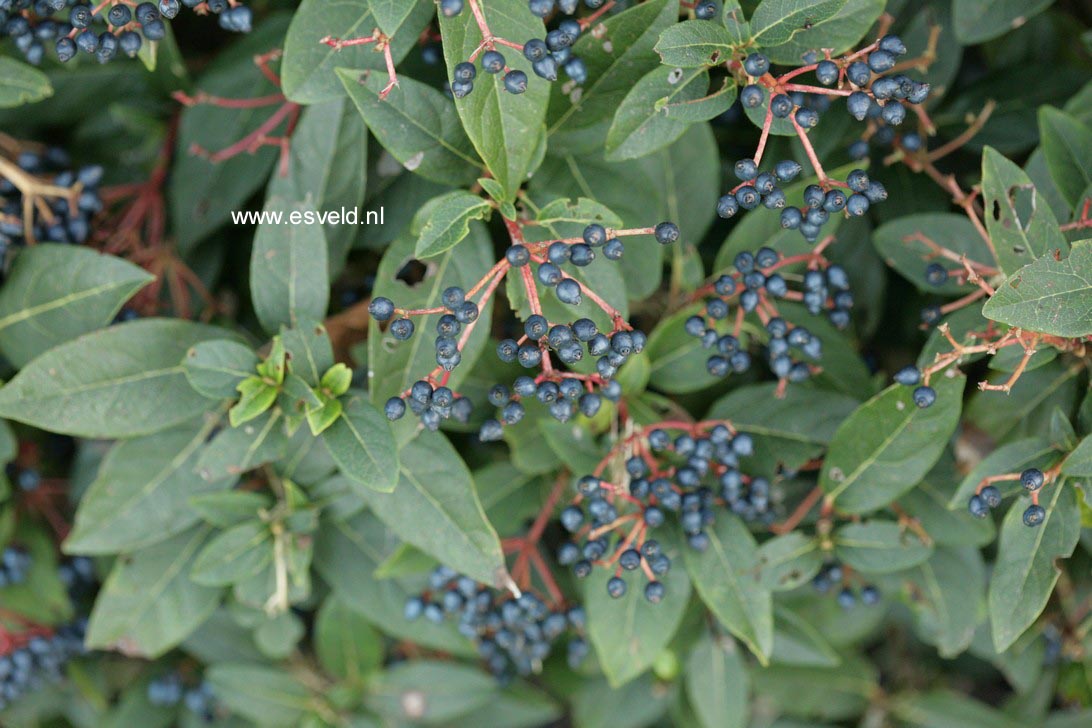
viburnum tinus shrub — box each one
[0,0,1091,725]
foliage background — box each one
[1,0,1092,726]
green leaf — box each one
[184,340,260,400]
[365,660,496,725]
[820,373,965,514]
[585,531,691,687]
[266,97,368,270]
[686,632,749,728]
[206,663,313,727]
[282,322,336,387]
[605,67,709,161]
[684,515,773,663]
[0,57,53,107]
[321,392,398,493]
[645,304,719,393]
[0,319,233,439]
[759,0,883,65]
[751,656,876,722]
[707,383,861,477]
[750,0,849,46]
[282,0,432,104]
[1062,434,1092,477]
[314,595,383,682]
[662,77,737,121]
[872,214,995,295]
[755,532,823,591]
[85,526,221,657]
[770,605,841,667]
[337,69,482,187]
[833,521,933,574]
[65,418,232,555]
[196,409,289,481]
[250,196,330,335]
[192,520,272,587]
[413,190,492,258]
[439,2,549,201]
[952,0,1056,44]
[548,0,678,136]
[904,545,991,659]
[359,432,507,587]
[892,690,1026,728]
[313,512,476,656]
[190,491,273,529]
[981,146,1068,275]
[983,240,1092,337]
[367,0,419,37]
[988,483,1080,652]
[1039,107,1092,209]
[654,20,734,67]
[230,376,279,428]
[0,245,153,368]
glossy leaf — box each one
[321,392,399,493]
[983,240,1092,337]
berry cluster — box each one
[383,378,473,432]
[0,148,103,262]
[892,365,937,408]
[0,545,31,587]
[968,468,1047,527]
[442,0,590,97]
[724,35,926,241]
[719,160,888,243]
[811,561,880,609]
[404,565,587,679]
[686,246,852,387]
[0,620,88,711]
[148,673,218,721]
[558,421,768,603]
[0,1,251,66]
[370,220,679,442]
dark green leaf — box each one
[0,57,53,107]
[750,0,849,47]
[988,483,1080,651]
[337,69,482,187]
[820,373,965,514]
[65,417,232,555]
[0,245,153,368]
[365,660,496,725]
[755,532,823,591]
[206,663,313,727]
[892,689,1026,728]
[983,240,1092,337]
[413,190,492,258]
[833,521,933,573]
[359,432,507,587]
[315,595,383,682]
[184,340,260,400]
[952,0,1056,44]
[872,213,994,294]
[685,632,748,728]
[654,20,734,67]
[85,526,220,657]
[191,520,272,586]
[759,0,883,65]
[605,67,709,161]
[321,392,399,493]
[439,2,549,201]
[196,410,289,481]
[0,319,235,439]
[684,515,773,662]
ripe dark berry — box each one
[912,385,936,408]
[583,223,607,246]
[523,38,548,62]
[981,485,1002,508]
[743,52,770,77]
[694,0,719,19]
[390,318,415,340]
[770,94,794,118]
[717,194,740,218]
[107,5,132,26]
[1023,504,1046,527]
[837,588,856,610]
[654,221,680,245]
[369,297,395,321]
[734,158,758,180]
[815,59,839,85]
[867,50,895,72]
[606,576,627,599]
[893,365,921,386]
[454,61,476,83]
[479,419,504,441]
[845,193,870,216]
[740,84,764,108]
[441,286,465,310]
[533,56,559,81]
[644,581,665,603]
[795,107,820,128]
[881,101,906,125]
[440,0,464,17]
[846,169,870,192]
[847,91,871,120]
[385,397,406,420]
[603,239,624,259]
[504,70,528,94]
[878,34,907,55]
[968,494,989,518]
[506,244,530,266]
[1021,468,1045,492]
[529,0,555,17]
[482,50,505,73]
[556,279,582,305]
[924,263,948,286]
